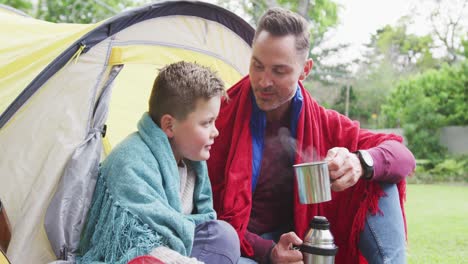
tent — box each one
[0,1,254,263]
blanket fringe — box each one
[348,182,384,264]
[398,180,407,241]
[78,176,166,264]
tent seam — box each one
[110,40,247,75]
[85,37,115,135]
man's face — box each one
[249,31,311,117]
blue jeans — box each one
[359,182,406,264]
[238,183,406,264]
[191,220,240,264]
[238,257,258,264]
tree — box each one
[428,0,468,64]
[463,38,468,59]
[1,0,151,23]
[308,43,354,85]
[38,0,154,23]
[216,0,351,84]
[332,85,371,121]
[0,0,32,13]
[364,20,437,75]
[382,61,468,159]
[217,0,338,45]
[340,21,441,127]
[351,60,400,127]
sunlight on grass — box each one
[406,184,468,263]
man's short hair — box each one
[149,61,225,126]
[254,7,310,57]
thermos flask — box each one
[300,216,338,264]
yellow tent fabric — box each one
[0,10,96,114]
[0,249,10,264]
[0,2,253,263]
[105,45,244,147]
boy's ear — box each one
[160,114,175,138]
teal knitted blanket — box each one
[77,113,216,263]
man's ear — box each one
[160,114,175,138]
[299,58,314,81]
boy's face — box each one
[170,96,221,163]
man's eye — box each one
[273,69,286,75]
[253,62,263,70]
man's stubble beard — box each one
[253,85,297,112]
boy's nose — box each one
[212,125,219,138]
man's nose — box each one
[258,71,273,88]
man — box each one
[207,7,415,264]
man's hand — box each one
[325,147,362,192]
[269,232,303,264]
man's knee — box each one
[359,183,406,264]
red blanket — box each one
[207,76,406,263]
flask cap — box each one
[309,216,330,230]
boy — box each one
[78,61,240,264]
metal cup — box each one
[293,161,331,204]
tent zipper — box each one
[66,42,87,66]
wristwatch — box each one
[354,150,374,180]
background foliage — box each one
[382,61,468,160]
[1,0,467,173]
[0,0,149,23]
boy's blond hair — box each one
[149,61,226,126]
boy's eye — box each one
[202,120,214,127]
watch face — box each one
[361,150,374,167]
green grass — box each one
[406,184,468,263]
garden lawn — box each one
[406,184,468,263]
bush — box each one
[382,61,468,160]
[408,155,468,183]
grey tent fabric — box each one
[44,65,123,261]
